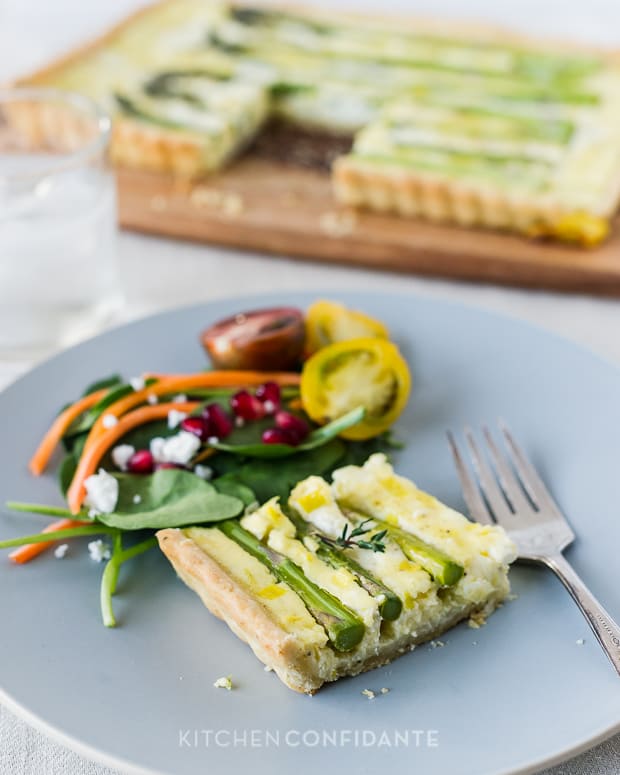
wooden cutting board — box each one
[117,156,620,296]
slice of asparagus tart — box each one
[157,454,517,694]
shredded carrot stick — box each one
[141,372,301,385]
[9,518,89,564]
[66,402,200,514]
[85,372,300,445]
[29,389,109,476]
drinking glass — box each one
[0,88,123,361]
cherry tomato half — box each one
[305,300,389,356]
[201,307,305,371]
[301,337,411,440]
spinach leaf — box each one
[212,478,257,507]
[58,454,78,497]
[109,419,172,454]
[211,407,365,458]
[95,469,244,530]
[82,374,123,397]
[62,427,89,457]
[326,433,396,470]
[66,378,158,439]
[57,375,124,432]
[216,439,347,503]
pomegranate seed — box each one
[262,428,297,446]
[255,381,281,407]
[275,411,309,442]
[202,403,233,438]
[180,415,211,442]
[230,390,265,421]
[127,450,154,474]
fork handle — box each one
[544,553,620,677]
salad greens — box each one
[100,534,158,627]
[211,406,365,457]
[2,371,400,628]
[98,469,245,530]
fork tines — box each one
[447,422,567,529]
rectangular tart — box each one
[23,1,620,241]
[157,454,516,694]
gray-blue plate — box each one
[0,291,619,775]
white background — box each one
[1,1,619,773]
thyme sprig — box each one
[318,519,387,553]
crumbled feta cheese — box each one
[194,464,213,480]
[168,409,188,430]
[88,508,100,519]
[152,432,201,465]
[88,539,111,563]
[84,469,119,514]
[380,687,390,695]
[130,376,145,392]
[213,675,233,690]
[54,544,69,559]
[111,444,135,471]
[147,394,158,405]
[166,431,201,464]
[150,437,166,463]
[102,413,118,429]
[576,638,585,646]
[172,394,187,404]
[207,436,219,445]
[361,689,375,699]
[133,494,142,505]
[235,417,245,428]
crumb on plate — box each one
[213,675,233,690]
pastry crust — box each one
[111,118,209,177]
[332,154,620,246]
[13,2,162,90]
[333,157,601,231]
[157,527,326,693]
[15,1,235,179]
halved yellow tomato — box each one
[305,300,389,355]
[301,338,411,440]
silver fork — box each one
[447,421,620,677]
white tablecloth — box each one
[1,1,619,772]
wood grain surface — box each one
[117,157,620,296]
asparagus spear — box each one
[285,507,402,621]
[217,520,365,651]
[344,510,463,587]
